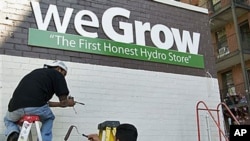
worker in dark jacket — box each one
[4,60,75,141]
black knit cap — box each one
[116,123,138,141]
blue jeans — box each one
[4,104,55,141]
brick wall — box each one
[0,0,216,77]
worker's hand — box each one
[67,96,75,107]
[87,134,100,141]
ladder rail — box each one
[196,101,229,141]
[216,102,240,140]
[216,102,240,125]
[34,121,43,141]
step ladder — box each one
[17,115,43,141]
[98,121,120,141]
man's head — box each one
[44,60,68,76]
[115,124,137,141]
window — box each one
[213,0,221,11]
[216,28,229,58]
[222,71,235,97]
[240,21,250,53]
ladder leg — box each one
[35,121,42,141]
[111,128,116,141]
[105,127,111,141]
[28,132,33,141]
[105,127,116,141]
[99,130,103,141]
[18,121,32,141]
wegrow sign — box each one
[28,1,205,68]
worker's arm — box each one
[48,95,75,107]
[87,134,100,141]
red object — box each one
[196,101,240,141]
[17,115,40,125]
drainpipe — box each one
[231,0,250,113]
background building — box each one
[183,0,250,135]
[209,0,250,134]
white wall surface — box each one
[0,55,225,141]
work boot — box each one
[7,132,19,141]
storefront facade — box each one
[0,0,222,140]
